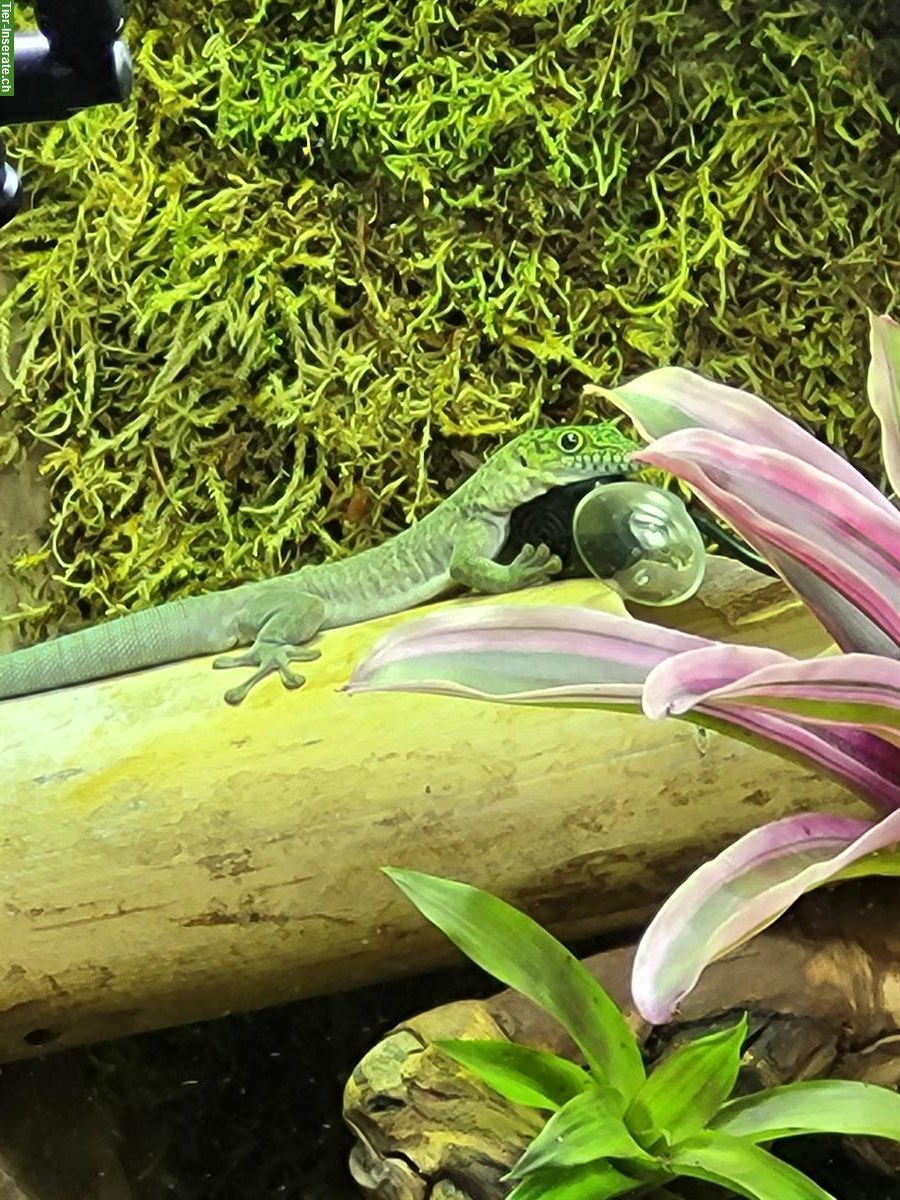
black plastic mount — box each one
[0,0,132,225]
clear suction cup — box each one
[572,481,706,606]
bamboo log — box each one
[343,880,900,1199]
[0,559,853,1062]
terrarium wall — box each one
[0,0,898,638]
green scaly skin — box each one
[0,424,638,705]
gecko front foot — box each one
[213,642,322,706]
[506,542,563,589]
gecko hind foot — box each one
[213,643,322,705]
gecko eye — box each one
[558,430,584,453]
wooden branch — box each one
[0,559,851,1062]
[343,880,900,1199]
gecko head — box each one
[507,423,641,491]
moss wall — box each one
[0,0,897,636]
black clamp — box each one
[0,0,132,226]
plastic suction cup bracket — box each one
[0,143,23,225]
[572,481,706,606]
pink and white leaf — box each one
[868,311,900,497]
[348,607,900,812]
[636,430,900,657]
[346,605,712,704]
[599,366,896,517]
[645,647,900,744]
[632,809,900,1025]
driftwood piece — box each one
[0,560,849,1063]
[343,880,900,1199]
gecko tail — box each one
[0,597,228,699]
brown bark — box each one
[0,559,851,1062]
[343,880,900,1199]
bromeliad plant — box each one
[387,867,900,1200]
[348,311,900,1024]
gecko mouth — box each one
[583,455,634,475]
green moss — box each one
[0,0,897,637]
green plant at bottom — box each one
[385,867,900,1200]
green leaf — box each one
[710,1079,900,1143]
[668,1131,836,1199]
[831,847,900,881]
[506,1084,657,1179]
[385,869,645,1102]
[505,1160,641,1200]
[626,1017,748,1147]
[436,1039,592,1111]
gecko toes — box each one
[278,667,307,690]
[213,652,259,671]
[286,647,321,663]
[217,642,315,703]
